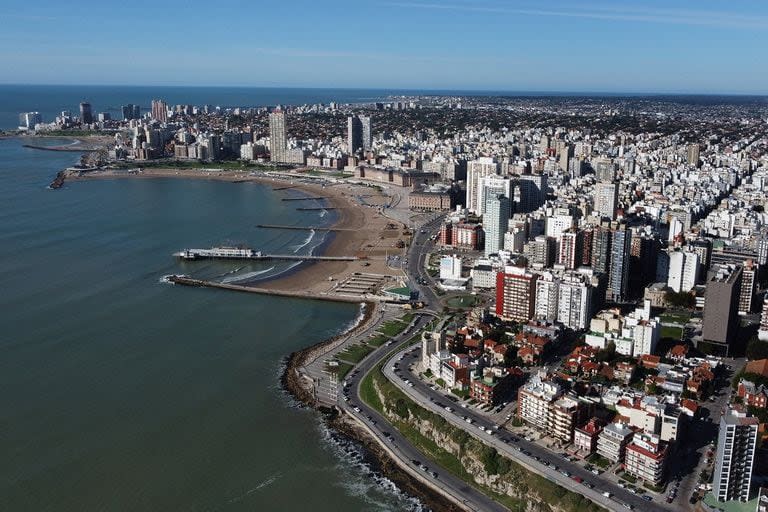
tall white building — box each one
[667,250,700,293]
[535,272,559,323]
[594,182,618,220]
[466,157,498,213]
[558,273,594,330]
[713,408,758,503]
[477,174,514,216]
[483,194,511,256]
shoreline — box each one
[280,304,459,512]
[57,162,435,508]
[66,167,405,295]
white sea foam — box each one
[222,266,275,283]
[226,472,282,504]
[291,229,315,253]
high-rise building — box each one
[269,109,288,163]
[466,158,498,213]
[687,143,701,166]
[347,115,363,153]
[535,272,559,322]
[516,173,547,213]
[360,115,372,151]
[483,194,511,256]
[558,229,583,270]
[79,102,93,124]
[477,175,514,216]
[591,225,612,274]
[593,157,618,182]
[594,182,618,220]
[758,293,768,342]
[18,112,42,130]
[151,99,168,123]
[713,408,758,503]
[739,260,758,315]
[496,266,538,322]
[121,104,135,120]
[667,250,700,293]
[607,224,631,302]
[703,264,742,351]
[558,272,594,330]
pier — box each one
[174,247,356,262]
[281,196,329,201]
[167,275,395,304]
[296,207,341,211]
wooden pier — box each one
[175,248,356,262]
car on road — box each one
[642,496,653,502]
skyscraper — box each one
[687,143,701,166]
[483,194,511,257]
[713,408,758,503]
[151,99,168,123]
[607,224,631,302]
[591,225,612,274]
[360,115,372,151]
[594,182,618,220]
[347,115,362,154]
[466,158,498,213]
[269,109,288,163]
[703,264,742,352]
[79,102,93,124]
[516,173,547,213]
[477,175,514,216]
[667,250,700,293]
[558,229,583,270]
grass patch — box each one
[660,325,683,340]
[620,473,638,484]
[368,335,389,347]
[337,343,375,364]
[587,453,611,469]
[660,312,691,324]
[451,388,470,399]
[379,319,408,337]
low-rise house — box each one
[738,379,768,408]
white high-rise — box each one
[713,408,758,503]
[477,174,514,216]
[483,194,511,257]
[269,109,288,163]
[535,273,559,322]
[667,250,700,293]
[594,182,618,220]
[558,273,593,330]
[466,157,499,213]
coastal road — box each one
[385,343,671,512]
[339,314,508,512]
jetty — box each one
[167,275,394,304]
[281,196,328,201]
[174,247,356,262]
[296,207,341,211]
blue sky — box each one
[1,0,767,93]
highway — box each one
[384,343,667,512]
[338,313,508,512]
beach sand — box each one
[67,168,409,296]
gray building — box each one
[79,102,93,124]
[607,224,631,302]
[702,264,742,351]
[713,408,758,503]
[483,194,511,257]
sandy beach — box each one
[67,167,409,296]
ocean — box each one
[0,136,421,511]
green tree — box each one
[746,336,768,360]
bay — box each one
[0,138,419,511]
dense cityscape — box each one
[12,91,768,512]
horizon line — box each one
[0,83,767,97]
